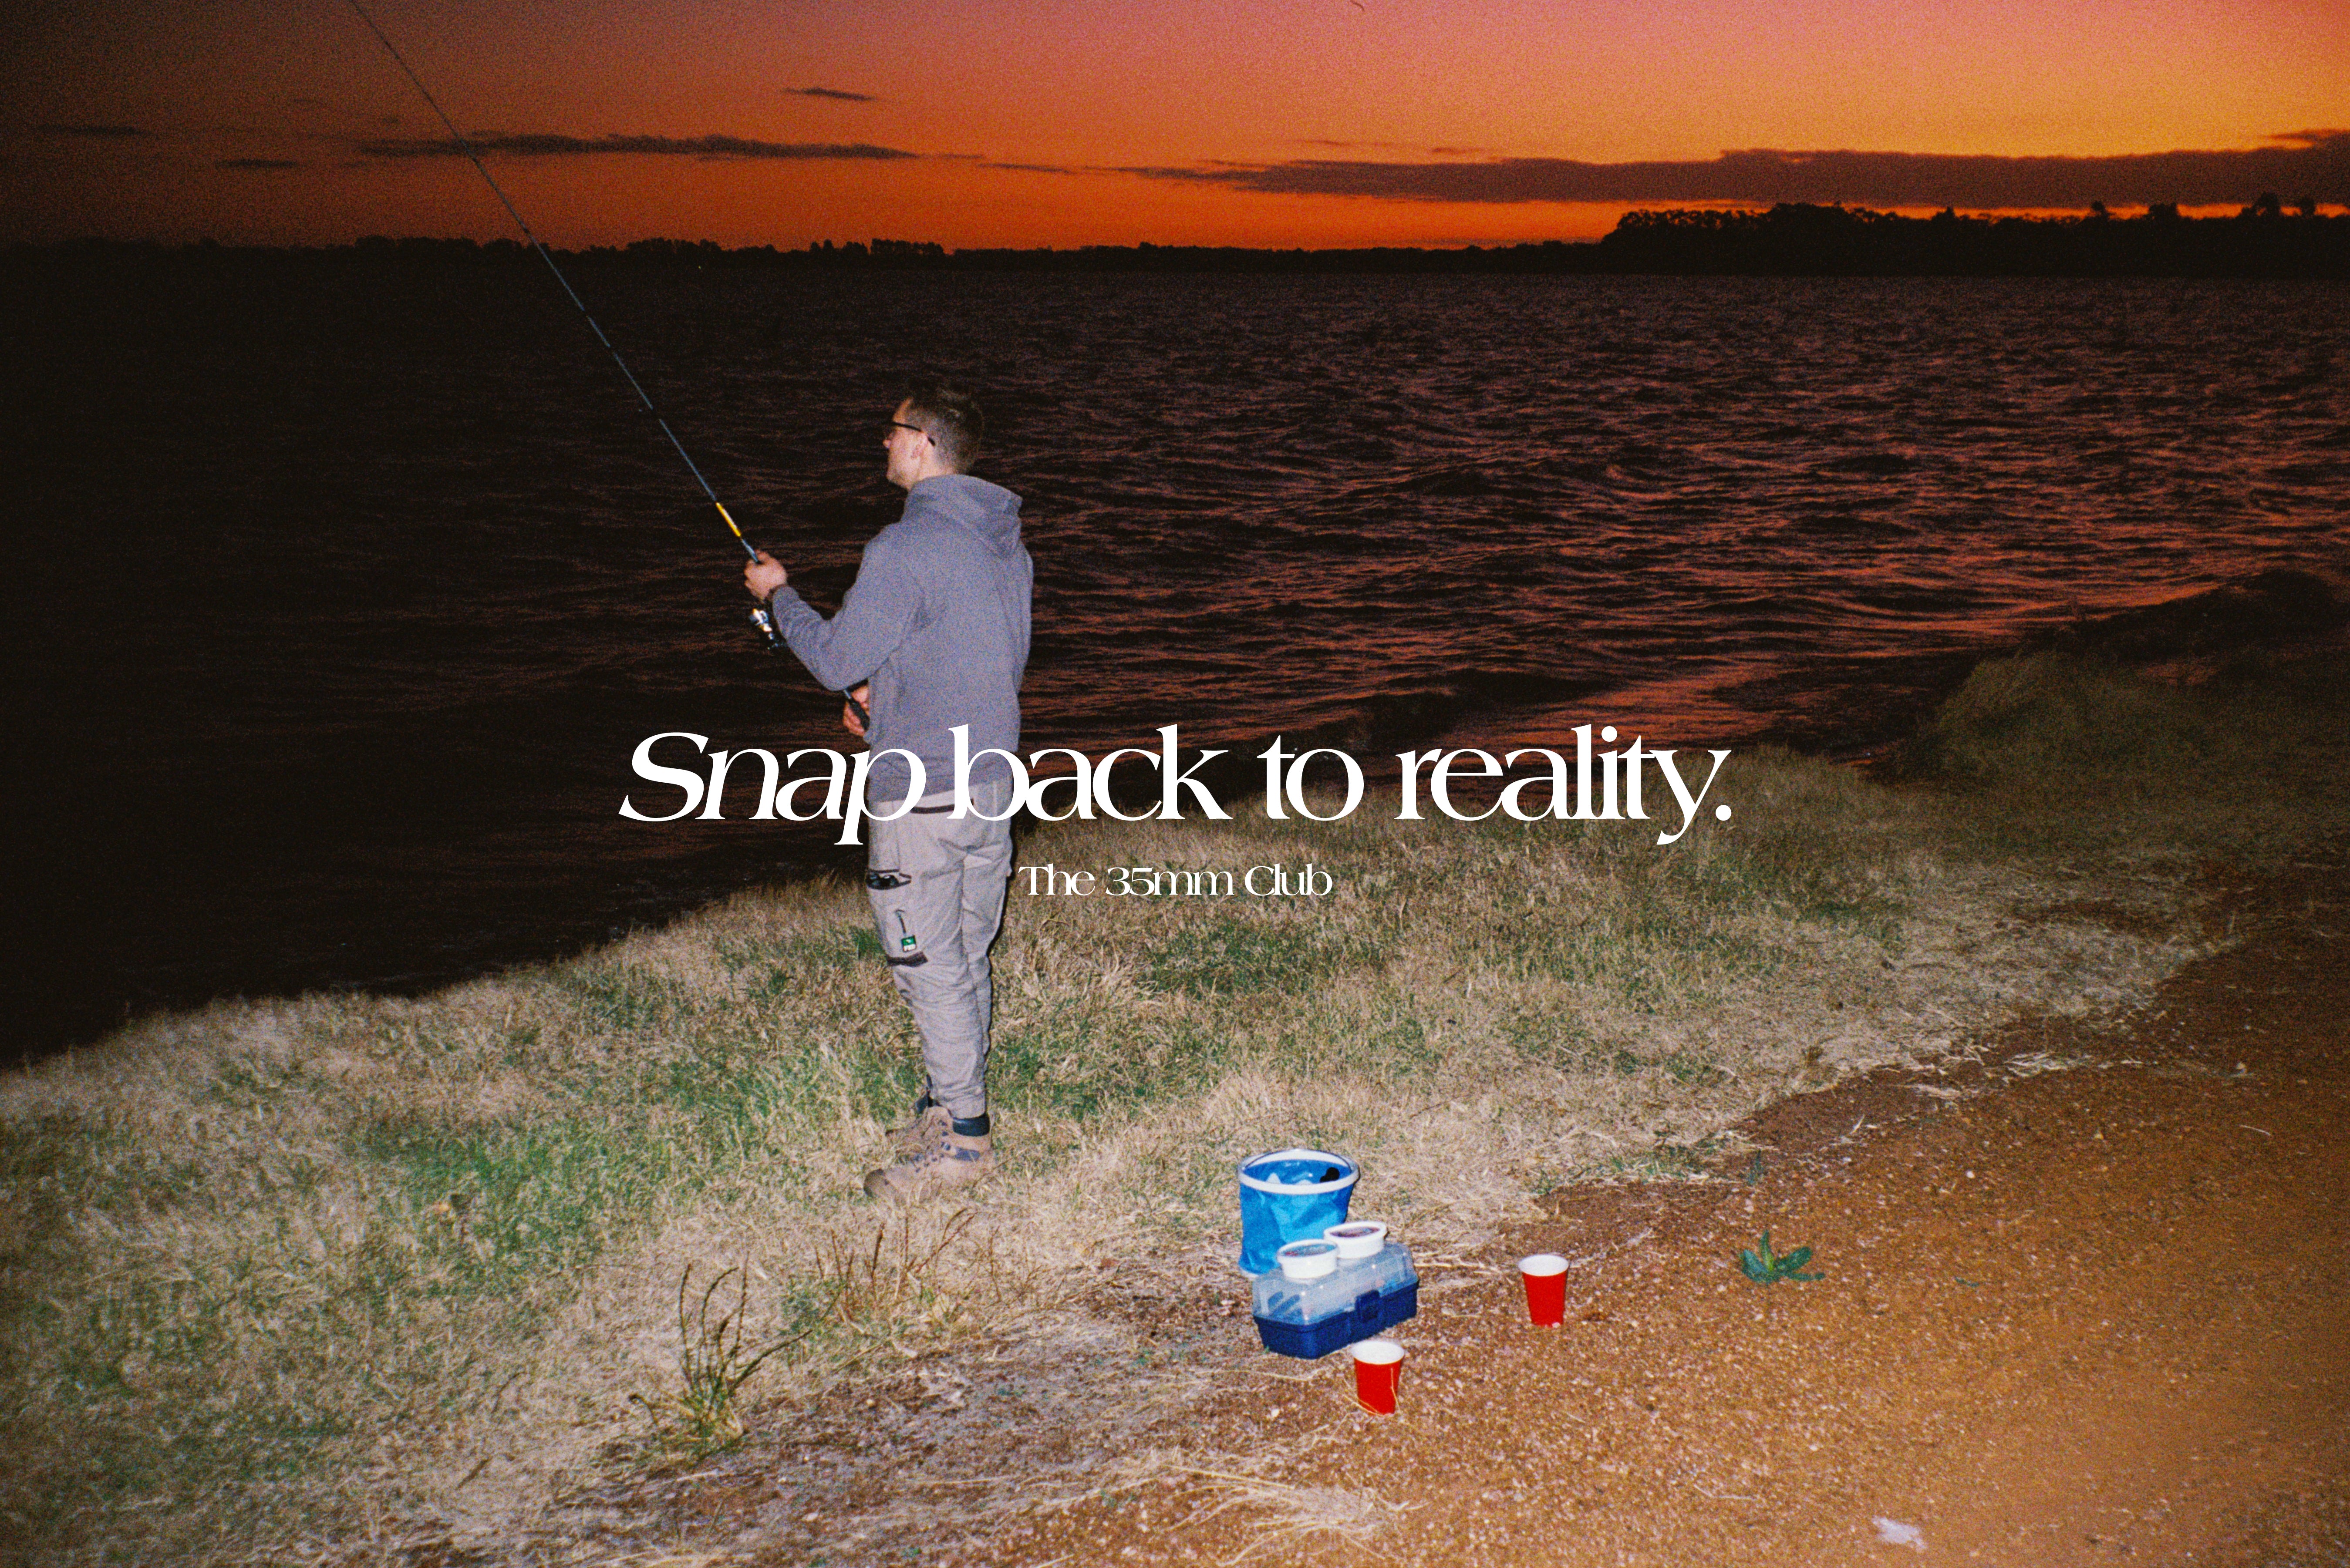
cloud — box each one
[1123,131,2350,208]
[1292,137,1490,156]
[790,86,877,103]
[357,132,915,161]
[218,157,301,169]
[37,124,147,138]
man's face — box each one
[882,401,932,491]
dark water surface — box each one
[7,265,2346,1058]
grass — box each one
[1892,646,2350,868]
[628,1264,801,1464]
[1143,915,1387,998]
[4,646,2347,1564]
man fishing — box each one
[745,383,1032,1201]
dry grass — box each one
[1893,646,2350,868]
[1165,1464,1414,1565]
[5,649,2347,1565]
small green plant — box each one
[1737,1230,1822,1285]
[632,1264,797,1463]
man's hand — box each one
[843,683,871,739]
[744,551,788,601]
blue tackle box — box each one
[1250,1240,1419,1358]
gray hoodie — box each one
[769,473,1032,806]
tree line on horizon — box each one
[11,199,2343,278]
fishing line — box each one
[344,0,792,654]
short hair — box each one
[899,380,984,472]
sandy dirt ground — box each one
[569,855,2348,1568]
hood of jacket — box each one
[903,473,1023,555]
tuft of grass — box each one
[630,1264,798,1464]
[806,1208,1002,1346]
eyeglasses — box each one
[887,420,927,437]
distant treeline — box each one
[11,200,2345,278]
[1592,199,2343,278]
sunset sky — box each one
[6,0,2345,249]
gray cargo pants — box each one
[864,777,1014,1120]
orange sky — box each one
[4,0,2343,247]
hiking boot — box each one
[887,1100,951,1157]
[864,1130,995,1203]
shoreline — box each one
[19,572,2344,1070]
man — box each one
[745,382,1031,1201]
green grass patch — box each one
[560,962,696,1033]
[1142,913,1386,997]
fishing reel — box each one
[748,601,868,729]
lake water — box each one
[7,262,2346,1058]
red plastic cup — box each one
[1519,1253,1569,1326]
[1350,1338,1405,1414]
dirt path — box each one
[983,860,2350,1568]
[588,860,2348,1568]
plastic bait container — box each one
[1251,1237,1418,1359]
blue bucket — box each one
[1236,1148,1358,1276]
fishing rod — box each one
[344,0,792,655]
